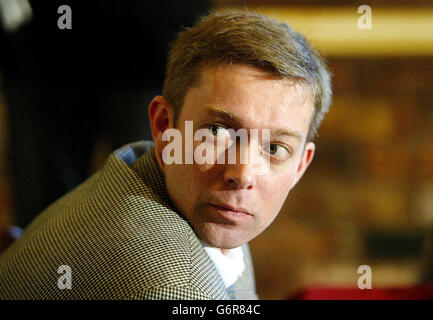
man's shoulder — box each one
[16,141,173,241]
[0,141,226,299]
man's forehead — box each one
[182,63,315,136]
[200,63,296,87]
[201,64,313,108]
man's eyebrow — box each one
[205,105,244,124]
[204,105,304,140]
[271,128,303,140]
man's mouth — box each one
[207,203,252,223]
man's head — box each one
[148,10,332,252]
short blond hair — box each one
[163,9,332,141]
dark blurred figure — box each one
[0,0,209,228]
[0,226,22,254]
[421,226,433,284]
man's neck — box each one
[220,248,229,256]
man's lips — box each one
[206,203,253,223]
[209,203,252,216]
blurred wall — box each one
[213,1,433,299]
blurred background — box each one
[1,0,433,299]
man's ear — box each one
[292,141,315,188]
[148,95,175,171]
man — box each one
[0,9,331,299]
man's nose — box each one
[223,144,256,190]
[224,164,255,190]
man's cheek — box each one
[195,162,214,173]
[267,178,293,210]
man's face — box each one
[160,64,315,251]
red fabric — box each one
[291,285,433,300]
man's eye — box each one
[264,144,290,160]
[268,144,278,154]
[209,124,229,137]
[209,124,220,135]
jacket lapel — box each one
[126,143,229,299]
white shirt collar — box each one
[201,241,245,288]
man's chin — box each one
[197,223,249,250]
[202,238,242,251]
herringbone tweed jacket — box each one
[0,141,258,300]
